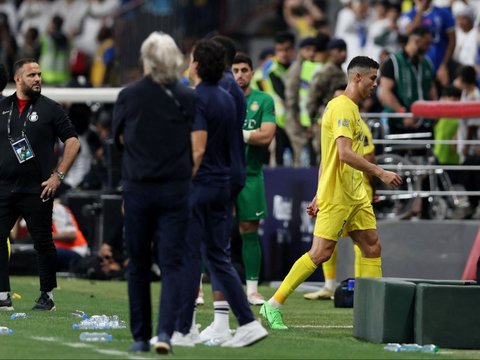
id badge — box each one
[10,136,35,163]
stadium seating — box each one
[353,277,480,349]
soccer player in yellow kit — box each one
[260,56,402,329]
[304,85,377,300]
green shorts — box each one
[236,174,268,221]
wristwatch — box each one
[55,170,65,181]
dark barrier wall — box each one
[260,167,324,281]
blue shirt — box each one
[193,81,235,186]
[219,69,246,196]
[401,6,455,73]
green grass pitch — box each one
[0,276,478,359]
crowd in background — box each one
[3,0,480,260]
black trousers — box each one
[0,192,56,292]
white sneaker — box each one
[149,336,158,345]
[171,331,195,347]
[189,323,202,344]
[221,320,268,347]
[247,292,266,305]
[199,323,233,345]
[303,287,334,300]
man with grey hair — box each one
[112,31,196,354]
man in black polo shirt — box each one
[0,58,80,311]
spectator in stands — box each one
[366,1,402,62]
[452,3,477,67]
[335,0,371,67]
[398,0,456,87]
[39,15,71,85]
[51,0,89,39]
[112,31,195,354]
[257,31,296,165]
[283,0,325,39]
[61,104,104,194]
[433,85,461,183]
[17,0,51,46]
[285,33,330,167]
[74,0,119,57]
[307,38,348,125]
[251,46,274,92]
[90,25,116,87]
[17,27,41,61]
[307,37,348,164]
[378,26,437,134]
[453,65,480,218]
[0,12,17,79]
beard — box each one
[23,84,41,100]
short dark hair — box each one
[441,85,461,99]
[193,39,225,83]
[347,56,379,73]
[0,63,8,92]
[455,65,477,85]
[274,31,295,46]
[232,53,253,70]
[211,35,236,67]
[13,58,38,75]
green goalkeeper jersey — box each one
[244,89,276,176]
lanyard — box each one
[7,101,33,141]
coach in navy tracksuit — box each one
[175,39,267,347]
[112,32,195,354]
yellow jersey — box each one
[317,95,368,205]
[360,119,375,202]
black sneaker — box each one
[32,292,56,311]
[0,293,13,311]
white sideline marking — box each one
[64,342,93,348]
[95,349,128,356]
[291,325,353,329]
[30,336,59,342]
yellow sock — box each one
[353,245,361,277]
[273,253,317,304]
[322,246,337,280]
[359,257,382,277]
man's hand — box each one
[379,170,403,188]
[40,174,61,200]
[306,195,318,218]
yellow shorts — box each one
[313,200,376,241]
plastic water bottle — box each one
[300,147,310,167]
[72,310,88,319]
[420,344,439,353]
[384,343,402,352]
[384,343,438,353]
[0,326,13,335]
[10,312,27,320]
[347,279,355,291]
[79,332,113,342]
[282,148,293,167]
[73,314,126,330]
